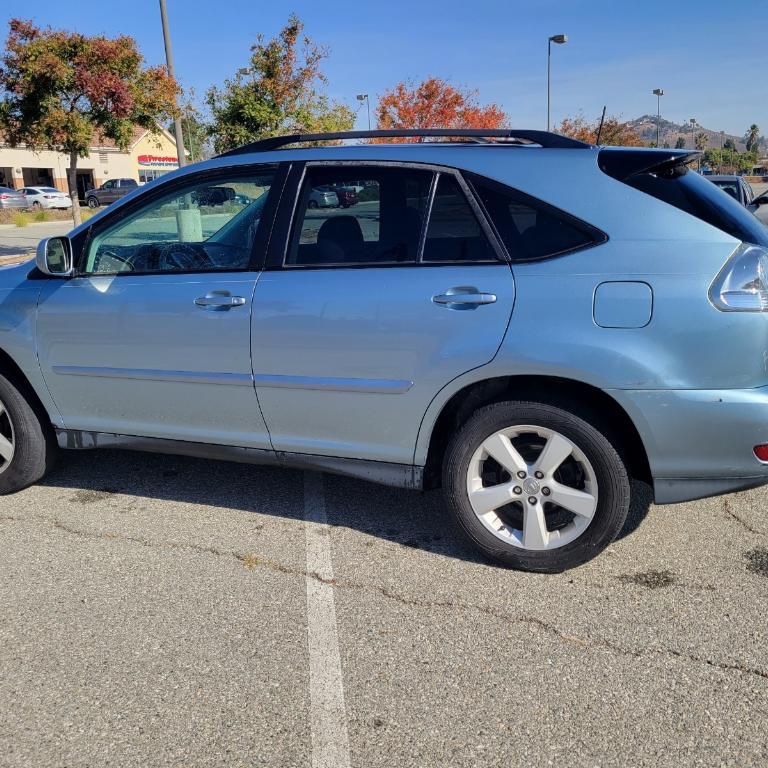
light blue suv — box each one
[2,128,768,572]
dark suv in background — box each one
[85,178,138,208]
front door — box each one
[251,163,515,465]
[37,165,283,449]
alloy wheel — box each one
[466,424,598,551]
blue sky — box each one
[3,0,766,136]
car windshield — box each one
[626,164,768,247]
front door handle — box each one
[194,292,247,310]
[432,287,497,308]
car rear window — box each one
[466,173,605,262]
[622,163,768,247]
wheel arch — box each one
[0,346,57,429]
[420,374,652,490]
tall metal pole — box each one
[547,39,552,132]
[720,130,724,174]
[652,89,664,147]
[547,35,567,132]
[356,94,371,130]
[159,0,186,167]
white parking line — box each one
[304,472,351,768]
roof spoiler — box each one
[598,148,701,181]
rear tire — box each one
[443,400,630,572]
[0,374,56,494]
[307,200,318,209]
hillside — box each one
[627,115,760,152]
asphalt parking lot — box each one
[2,449,767,767]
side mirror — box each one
[36,237,74,277]
[754,194,768,207]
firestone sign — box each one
[137,154,178,167]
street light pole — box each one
[547,34,568,132]
[720,130,725,174]
[159,0,186,167]
[652,89,664,146]
[356,94,370,130]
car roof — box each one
[708,175,741,182]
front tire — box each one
[443,400,630,572]
[87,197,99,209]
[0,374,56,494]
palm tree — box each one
[745,124,760,153]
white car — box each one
[20,186,72,210]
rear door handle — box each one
[194,292,247,310]
[432,287,497,308]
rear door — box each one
[251,162,515,465]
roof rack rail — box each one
[216,128,590,157]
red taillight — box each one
[754,445,768,462]
[0,194,9,199]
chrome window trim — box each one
[279,159,509,269]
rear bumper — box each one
[0,200,28,209]
[611,385,768,504]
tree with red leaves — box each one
[0,19,178,225]
[374,78,508,141]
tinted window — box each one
[422,174,498,262]
[287,166,431,266]
[626,165,768,247]
[712,180,740,201]
[84,170,276,275]
[467,174,599,261]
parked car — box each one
[0,186,28,210]
[20,186,72,210]
[308,186,339,208]
[193,185,236,206]
[706,174,760,210]
[333,186,358,208]
[85,178,138,208]
[6,128,768,572]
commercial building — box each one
[0,125,180,199]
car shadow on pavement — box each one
[38,450,653,566]
[0,244,31,259]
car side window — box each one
[422,174,499,262]
[467,173,603,262]
[102,180,114,190]
[286,166,432,266]
[82,169,277,275]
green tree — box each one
[674,136,686,149]
[694,131,709,151]
[745,124,760,154]
[0,19,178,226]
[206,15,353,154]
[724,137,737,151]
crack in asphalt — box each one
[6,513,768,684]
[723,498,766,536]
